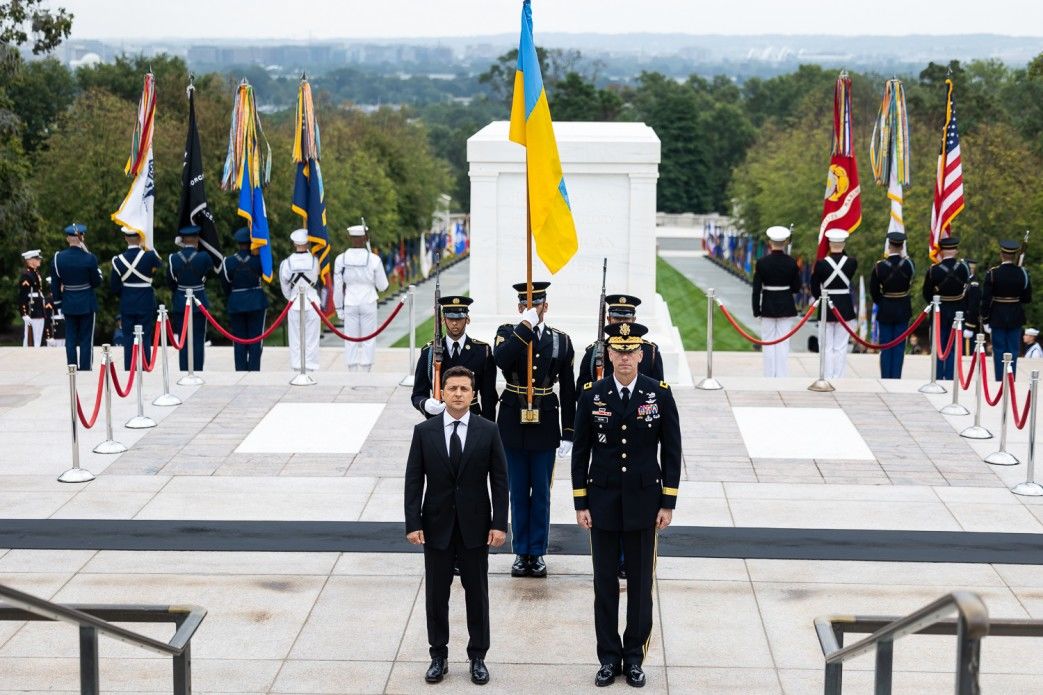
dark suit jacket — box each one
[404,413,509,550]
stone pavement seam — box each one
[267,571,336,693]
[746,567,787,694]
[387,569,426,693]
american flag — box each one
[929,79,965,262]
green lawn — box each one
[656,256,755,352]
[390,292,469,348]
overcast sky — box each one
[55,0,1043,40]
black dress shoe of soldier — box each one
[595,663,621,687]
[624,663,646,687]
[529,555,547,577]
[425,657,448,683]
[470,658,490,685]
[510,554,530,577]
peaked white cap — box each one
[765,225,791,242]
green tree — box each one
[551,72,623,121]
[6,56,77,152]
[0,0,72,54]
[478,47,583,109]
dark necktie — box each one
[451,341,460,359]
[620,387,630,410]
[450,420,462,472]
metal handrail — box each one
[0,583,206,694]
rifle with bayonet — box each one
[1019,230,1031,267]
[593,258,608,380]
[431,251,444,400]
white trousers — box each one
[342,302,378,368]
[22,318,44,347]
[761,317,794,377]
[823,320,852,379]
[288,308,320,371]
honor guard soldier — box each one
[279,229,323,373]
[922,236,970,380]
[51,223,100,370]
[167,225,213,372]
[811,229,858,379]
[982,238,1032,380]
[19,250,46,347]
[411,296,498,421]
[333,224,389,372]
[1025,328,1043,359]
[575,294,664,392]
[572,322,681,689]
[752,225,802,377]
[110,227,161,370]
[870,231,915,379]
[44,277,63,347]
[493,281,576,578]
[221,227,269,371]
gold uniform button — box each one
[621,438,627,444]
[621,466,627,472]
[622,453,627,459]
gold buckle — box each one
[520,408,541,424]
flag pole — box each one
[525,169,535,416]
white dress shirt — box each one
[614,375,637,398]
[445,334,466,357]
[443,410,470,453]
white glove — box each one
[22,315,30,325]
[984,324,992,335]
[519,307,540,328]
[963,329,974,339]
[423,398,446,416]
[556,441,573,458]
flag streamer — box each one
[291,78,332,309]
[112,72,156,249]
[124,73,156,177]
[869,79,910,187]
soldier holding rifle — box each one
[982,236,1033,379]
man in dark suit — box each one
[573,322,681,689]
[411,296,498,420]
[220,227,268,371]
[405,365,509,686]
[51,223,100,370]
[870,231,915,379]
[110,227,162,370]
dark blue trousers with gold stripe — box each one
[591,526,656,667]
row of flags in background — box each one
[815,72,965,261]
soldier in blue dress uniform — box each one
[50,223,100,370]
[493,281,576,579]
[922,236,970,380]
[220,227,268,371]
[109,227,161,370]
[167,225,213,371]
[575,294,664,392]
[982,239,1033,380]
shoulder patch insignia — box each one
[583,381,592,390]
[660,381,670,389]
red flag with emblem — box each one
[817,73,862,260]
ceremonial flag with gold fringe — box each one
[929,79,966,263]
[870,79,910,255]
[112,73,156,250]
[508,0,578,274]
[817,73,862,260]
[291,78,333,313]
[221,81,273,282]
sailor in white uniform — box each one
[279,228,323,372]
[333,224,389,371]
[1024,328,1043,360]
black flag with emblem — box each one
[177,87,223,270]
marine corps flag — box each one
[176,85,223,269]
[112,73,156,249]
[817,73,862,260]
[291,78,332,312]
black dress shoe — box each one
[469,658,490,685]
[624,663,645,688]
[425,657,448,683]
[511,554,530,577]
[529,555,547,578]
[595,663,621,687]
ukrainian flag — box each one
[509,0,578,274]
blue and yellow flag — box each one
[291,80,330,284]
[508,0,578,274]
[238,163,272,281]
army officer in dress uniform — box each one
[575,294,664,392]
[221,227,269,371]
[167,225,213,372]
[493,281,576,579]
[572,322,681,689]
[922,236,970,380]
[869,231,915,379]
[751,225,802,377]
[411,296,498,421]
[110,226,161,370]
[51,223,100,370]
[19,249,47,348]
[982,238,1033,380]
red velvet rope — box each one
[166,303,191,350]
[1008,370,1033,429]
[982,353,1005,406]
[829,305,929,350]
[142,321,161,373]
[956,340,978,391]
[716,301,819,346]
[313,300,405,342]
[75,365,107,429]
[108,343,138,398]
[195,300,293,345]
[933,310,958,359]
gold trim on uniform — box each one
[573,488,587,497]
[662,486,679,496]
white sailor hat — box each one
[347,224,367,237]
[21,249,41,261]
[825,229,849,243]
[765,225,791,242]
[290,229,309,245]
[120,226,139,236]
[1027,328,1040,337]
